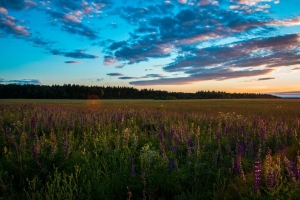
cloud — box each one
[129,68,272,85]
[146,74,165,78]
[164,34,300,73]
[50,49,98,59]
[0,15,30,36]
[118,76,137,80]
[272,91,300,98]
[47,10,98,39]
[268,16,300,27]
[293,67,300,71]
[106,72,124,76]
[257,77,275,81]
[0,79,42,85]
[0,7,8,15]
[65,61,81,64]
[0,0,37,10]
[104,7,273,65]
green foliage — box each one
[0,99,299,199]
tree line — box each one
[0,84,279,99]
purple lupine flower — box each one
[216,131,220,140]
[254,157,262,193]
[63,134,70,159]
[188,137,193,148]
[31,116,36,129]
[4,126,19,154]
[131,167,136,176]
[225,126,229,136]
[168,158,175,173]
[170,128,174,139]
[267,170,275,188]
[33,134,41,167]
[158,130,163,141]
[129,156,134,164]
[172,145,178,154]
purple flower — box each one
[267,170,275,188]
[188,137,193,148]
[254,157,262,193]
[128,156,134,164]
[158,130,163,141]
[168,158,175,173]
[216,131,220,140]
[31,116,36,129]
[172,145,178,154]
[170,128,174,139]
[130,167,136,176]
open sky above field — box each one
[1,0,300,97]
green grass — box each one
[0,99,300,199]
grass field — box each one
[1,99,300,199]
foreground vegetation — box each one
[1,99,300,199]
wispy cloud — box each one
[50,49,98,59]
[257,77,275,81]
[130,68,272,85]
[65,61,81,64]
[107,72,124,76]
[0,79,42,85]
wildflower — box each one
[131,167,136,176]
[63,134,70,159]
[158,130,163,141]
[31,116,36,130]
[187,137,193,148]
[254,156,262,193]
[172,145,178,154]
[4,126,18,154]
[168,158,175,173]
[267,169,275,189]
[170,128,174,139]
[33,134,41,167]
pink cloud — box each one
[64,13,81,23]
[0,7,8,15]
[1,16,30,36]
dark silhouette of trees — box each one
[0,84,280,99]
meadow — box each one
[1,99,300,199]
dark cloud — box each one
[0,78,42,85]
[50,49,98,59]
[129,68,272,85]
[118,76,137,80]
[257,77,275,81]
[65,61,81,64]
[164,34,300,74]
[0,0,37,10]
[104,6,272,65]
[146,74,165,78]
[109,41,127,51]
[47,10,98,39]
[107,72,124,76]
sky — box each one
[0,0,300,97]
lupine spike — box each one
[254,156,262,193]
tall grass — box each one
[0,99,300,199]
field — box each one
[1,99,300,199]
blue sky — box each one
[1,0,300,97]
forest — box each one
[0,84,279,99]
